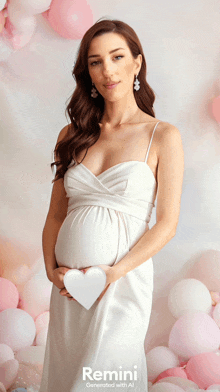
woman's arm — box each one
[42,125,69,282]
[111,124,184,281]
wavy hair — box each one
[51,17,156,182]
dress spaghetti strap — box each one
[144,121,160,164]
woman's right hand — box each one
[48,266,72,290]
[49,266,87,301]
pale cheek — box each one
[122,62,135,79]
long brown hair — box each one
[52,17,156,183]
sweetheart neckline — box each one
[80,161,157,184]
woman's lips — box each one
[105,82,120,89]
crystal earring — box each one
[91,82,98,98]
[134,74,140,91]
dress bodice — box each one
[63,121,160,224]
[64,160,157,223]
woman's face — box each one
[87,32,142,102]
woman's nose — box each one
[102,60,114,76]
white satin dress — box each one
[39,121,160,392]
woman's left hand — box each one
[59,264,117,302]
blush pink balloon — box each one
[168,311,220,360]
[185,351,220,389]
[46,0,93,39]
[212,95,220,123]
[154,367,187,383]
[0,278,19,311]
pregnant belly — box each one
[54,206,120,270]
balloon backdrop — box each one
[0,0,93,49]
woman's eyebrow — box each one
[88,47,125,59]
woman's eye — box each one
[90,55,124,66]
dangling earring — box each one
[91,82,98,98]
[134,74,140,91]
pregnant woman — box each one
[39,18,184,392]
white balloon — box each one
[7,4,37,34]
[0,0,6,11]
[157,376,200,391]
[146,346,179,382]
[9,0,52,15]
[168,279,212,319]
[0,308,36,351]
[0,344,14,366]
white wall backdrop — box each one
[1,0,220,351]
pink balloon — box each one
[212,95,220,123]
[185,351,220,389]
[46,0,93,39]
[154,367,187,383]
[169,311,220,359]
[0,278,19,311]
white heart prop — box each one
[63,267,106,310]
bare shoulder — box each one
[156,121,181,137]
[156,121,183,153]
[54,124,72,163]
[57,124,71,144]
